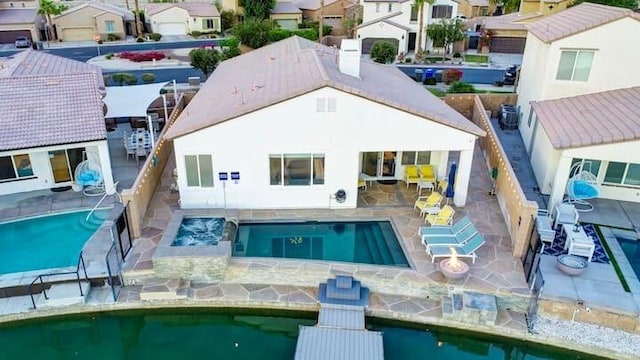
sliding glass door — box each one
[48,148,85,184]
[361,152,396,178]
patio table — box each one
[562,224,595,262]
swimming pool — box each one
[234,220,409,267]
[171,217,225,246]
[617,235,640,279]
[0,309,603,359]
[0,209,109,275]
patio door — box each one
[361,152,396,178]
[48,148,85,184]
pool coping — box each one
[600,226,640,297]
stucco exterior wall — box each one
[95,12,126,38]
[54,7,100,32]
[172,87,477,209]
[357,20,407,54]
[529,120,560,194]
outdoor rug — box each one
[542,224,610,264]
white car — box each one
[15,36,31,49]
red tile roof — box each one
[526,3,640,43]
[531,86,640,149]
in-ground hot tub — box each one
[153,211,237,281]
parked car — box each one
[503,65,519,85]
[15,36,31,49]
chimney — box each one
[338,39,361,78]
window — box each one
[410,5,418,21]
[203,18,215,29]
[570,158,601,178]
[556,50,594,81]
[431,5,453,19]
[270,154,325,186]
[0,154,33,181]
[401,151,431,165]
[387,3,392,12]
[316,97,336,112]
[184,154,214,187]
[604,162,640,187]
[375,3,380,12]
[105,20,115,32]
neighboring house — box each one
[527,87,640,209]
[52,1,135,41]
[480,0,569,53]
[0,0,39,44]
[270,1,303,30]
[292,0,357,34]
[0,50,115,196]
[456,0,492,19]
[145,2,221,36]
[220,0,244,21]
[515,3,640,209]
[165,36,484,210]
[355,0,458,55]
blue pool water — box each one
[0,210,109,275]
[234,221,409,267]
[171,217,225,246]
[617,236,640,279]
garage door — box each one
[490,37,526,54]
[61,27,94,41]
[276,19,298,31]
[157,23,186,36]
[0,30,31,44]
[361,38,399,55]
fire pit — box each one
[440,248,470,280]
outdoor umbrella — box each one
[445,162,457,199]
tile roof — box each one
[0,8,38,24]
[526,3,640,43]
[272,2,302,14]
[483,11,542,31]
[292,0,343,10]
[467,0,489,6]
[56,1,135,20]
[531,87,640,149]
[357,12,408,30]
[0,51,106,151]
[146,2,220,17]
[165,36,485,140]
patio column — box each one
[453,147,474,207]
[97,143,116,194]
[548,155,572,212]
[437,151,449,179]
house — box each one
[52,1,135,42]
[270,1,303,30]
[478,0,569,53]
[527,87,640,209]
[456,0,493,19]
[0,50,115,196]
[355,0,458,55]
[0,0,39,44]
[145,2,221,36]
[515,3,640,209]
[164,36,485,209]
[292,0,358,34]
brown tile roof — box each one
[0,51,106,151]
[484,11,542,31]
[531,87,640,149]
[165,36,485,140]
[467,0,489,6]
[272,2,302,14]
[526,3,640,43]
[292,0,343,10]
[56,1,135,20]
[0,8,38,25]
[146,2,220,17]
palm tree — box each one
[134,0,143,37]
[415,0,434,55]
[37,0,67,40]
[489,0,521,14]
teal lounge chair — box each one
[418,216,472,237]
[427,233,485,264]
[422,225,478,251]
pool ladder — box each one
[86,182,120,222]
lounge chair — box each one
[425,205,455,226]
[404,165,420,188]
[422,225,478,251]
[554,203,579,228]
[418,216,472,236]
[414,192,443,215]
[419,165,437,185]
[427,233,485,263]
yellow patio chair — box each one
[419,165,436,185]
[425,205,455,226]
[358,176,367,190]
[437,179,448,194]
[414,192,443,215]
[404,165,420,189]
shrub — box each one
[136,37,145,42]
[123,73,137,85]
[423,77,437,85]
[118,51,165,62]
[443,68,463,85]
[370,41,396,64]
[292,28,317,41]
[405,57,412,63]
[219,36,241,60]
[111,73,126,86]
[267,28,292,42]
[191,30,202,37]
[494,80,504,87]
[149,33,162,41]
[231,19,273,49]
[453,52,461,58]
[141,73,156,83]
[107,33,120,41]
[97,40,103,44]
[105,53,114,60]
[448,81,476,93]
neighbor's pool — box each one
[234,221,409,267]
[171,217,225,246]
[0,209,109,275]
[0,309,604,359]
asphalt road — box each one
[397,65,505,85]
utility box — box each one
[188,77,201,86]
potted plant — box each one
[479,30,492,54]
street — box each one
[396,65,505,85]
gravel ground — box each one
[533,316,640,357]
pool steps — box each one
[35,281,91,308]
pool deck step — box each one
[139,278,190,301]
[36,281,91,308]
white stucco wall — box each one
[357,21,408,54]
[529,121,560,194]
[172,87,477,209]
[148,7,189,34]
[0,141,114,196]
